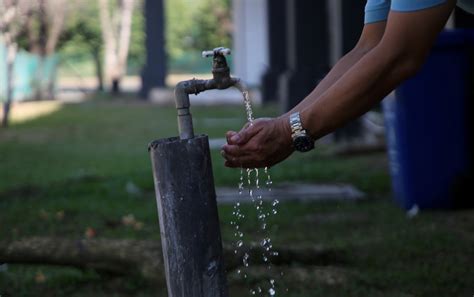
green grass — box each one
[0,97,473,296]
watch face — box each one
[294,135,314,152]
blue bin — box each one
[383,29,474,210]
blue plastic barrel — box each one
[383,29,474,209]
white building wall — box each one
[232,0,269,86]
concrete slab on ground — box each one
[216,183,365,204]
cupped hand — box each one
[221,117,294,168]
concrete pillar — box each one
[278,0,330,111]
[140,0,167,99]
[341,0,366,54]
[261,0,287,103]
[334,0,366,141]
[232,0,269,87]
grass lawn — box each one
[0,97,473,296]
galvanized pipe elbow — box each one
[175,81,194,140]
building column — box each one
[278,0,329,111]
[261,0,287,103]
[232,0,269,87]
[334,0,366,140]
[140,0,167,99]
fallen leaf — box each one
[35,271,47,283]
[133,221,144,230]
[56,210,65,221]
[84,227,96,238]
[121,214,136,227]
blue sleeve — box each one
[392,0,447,11]
[365,0,391,24]
[365,0,449,24]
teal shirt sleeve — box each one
[365,0,391,24]
[365,0,448,24]
[391,0,447,12]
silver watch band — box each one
[289,112,306,138]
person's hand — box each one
[221,117,294,168]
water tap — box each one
[202,47,238,90]
[174,47,241,140]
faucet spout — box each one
[175,47,241,140]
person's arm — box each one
[225,23,386,143]
[284,22,386,116]
[301,0,455,140]
[223,0,456,168]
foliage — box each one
[54,0,233,76]
[191,0,232,52]
[165,0,232,61]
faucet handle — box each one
[202,47,231,58]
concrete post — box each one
[261,0,287,103]
[149,136,229,297]
[278,0,330,111]
[334,0,366,141]
[140,0,167,99]
[232,0,269,86]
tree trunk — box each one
[93,47,104,92]
[2,43,17,128]
[2,101,11,128]
[0,237,346,281]
[111,77,121,94]
[99,0,135,94]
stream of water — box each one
[230,86,281,296]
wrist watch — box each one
[289,112,315,152]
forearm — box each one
[300,43,419,140]
[298,1,454,141]
[284,23,387,116]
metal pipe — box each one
[175,47,240,140]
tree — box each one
[99,0,136,94]
[61,19,105,91]
[0,0,34,127]
[23,0,67,56]
[19,0,69,100]
[191,0,232,52]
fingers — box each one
[230,123,261,145]
[226,131,237,144]
[224,156,266,169]
[221,144,246,158]
[226,121,251,145]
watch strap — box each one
[289,112,306,139]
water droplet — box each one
[236,240,243,248]
[272,209,278,215]
[269,288,276,296]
